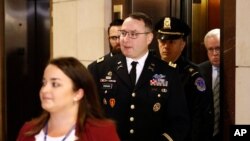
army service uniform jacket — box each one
[88,52,190,141]
[175,57,214,141]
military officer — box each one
[88,12,189,141]
[155,17,213,141]
[88,19,124,82]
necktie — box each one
[213,68,220,136]
[129,61,138,87]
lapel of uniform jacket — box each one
[112,54,133,88]
[135,54,156,90]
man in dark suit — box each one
[88,12,189,141]
[199,28,221,141]
[88,19,124,81]
[154,17,213,141]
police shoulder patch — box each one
[97,57,104,63]
[194,77,206,92]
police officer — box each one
[88,12,189,141]
[155,17,213,141]
[88,19,124,82]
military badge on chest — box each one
[150,74,168,87]
[109,98,116,108]
[149,74,169,112]
[100,71,116,88]
[100,71,117,108]
[153,102,161,112]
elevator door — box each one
[130,0,188,57]
[5,0,50,140]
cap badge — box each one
[164,17,171,29]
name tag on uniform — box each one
[102,83,113,89]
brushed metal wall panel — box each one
[4,0,50,140]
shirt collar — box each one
[126,51,149,67]
[212,66,219,71]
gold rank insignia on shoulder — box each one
[168,61,177,68]
[97,57,104,63]
[164,17,171,29]
[189,67,194,72]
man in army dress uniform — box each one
[88,19,124,81]
[88,12,189,141]
[154,17,213,141]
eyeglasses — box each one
[109,36,120,41]
[119,30,150,39]
[207,47,220,53]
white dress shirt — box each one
[126,51,149,84]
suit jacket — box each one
[16,118,120,141]
[198,61,216,140]
[88,52,190,141]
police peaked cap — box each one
[155,17,191,40]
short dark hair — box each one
[128,12,153,32]
[108,19,124,34]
